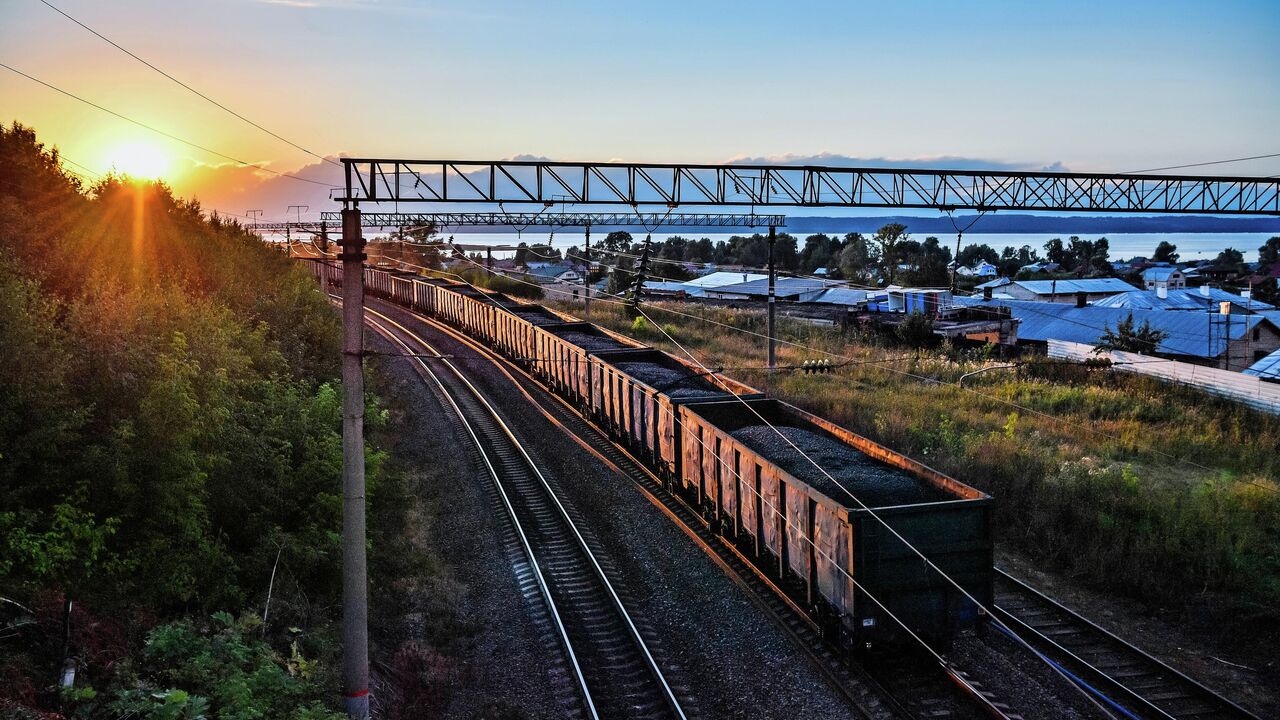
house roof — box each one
[1141,267,1181,281]
[642,280,693,294]
[682,271,767,288]
[1092,288,1275,312]
[975,277,1012,290]
[1245,347,1280,380]
[1011,278,1139,295]
[954,298,1276,359]
[523,264,578,280]
[806,288,869,306]
[706,277,842,298]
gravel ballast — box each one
[729,425,950,508]
[612,359,729,399]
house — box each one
[523,263,583,284]
[1093,286,1274,314]
[978,277,1138,303]
[1142,266,1185,291]
[973,261,999,277]
[955,297,1280,369]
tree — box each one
[1094,312,1169,354]
[601,231,633,252]
[872,223,909,284]
[1044,238,1066,265]
[1213,247,1245,275]
[838,233,873,283]
[905,236,952,287]
[957,243,999,268]
[1254,277,1280,306]
[1258,236,1280,267]
[896,311,935,347]
[799,233,836,273]
[1152,240,1179,264]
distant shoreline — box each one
[441,214,1280,235]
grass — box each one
[554,299,1280,624]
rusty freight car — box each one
[588,349,762,477]
[677,398,992,645]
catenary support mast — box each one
[339,206,370,719]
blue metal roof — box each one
[1012,278,1139,295]
[706,277,842,297]
[955,298,1276,359]
[1141,266,1180,281]
[1244,348,1280,380]
[1093,288,1274,312]
[806,288,869,306]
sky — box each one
[2,0,1279,220]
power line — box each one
[0,62,332,187]
[1126,152,1280,174]
[35,0,340,168]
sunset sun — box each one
[106,142,170,180]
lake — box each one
[435,231,1275,262]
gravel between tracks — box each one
[368,330,569,720]
[950,630,1111,720]
[370,298,861,719]
[728,425,949,508]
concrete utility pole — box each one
[767,225,777,370]
[339,206,370,719]
[583,223,591,313]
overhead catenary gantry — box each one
[337,158,1280,214]
[327,156,1280,720]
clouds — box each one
[727,152,1070,173]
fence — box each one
[1047,340,1280,415]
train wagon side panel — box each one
[814,504,855,616]
[852,502,992,638]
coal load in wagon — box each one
[550,329,631,353]
[508,306,563,326]
[452,287,490,298]
[729,425,949,508]
[613,360,729,399]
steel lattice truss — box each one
[337,158,1280,215]
[317,211,786,227]
[250,211,785,233]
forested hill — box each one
[0,122,382,718]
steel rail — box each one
[359,311,600,720]
[362,304,688,720]
[991,569,1260,720]
[364,295,1019,720]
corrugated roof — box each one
[1012,278,1139,295]
[642,280,692,293]
[806,288,869,306]
[1093,288,1275,312]
[1141,267,1181,281]
[955,298,1275,359]
[706,277,842,297]
[1244,348,1280,379]
[683,271,767,288]
[975,277,1012,290]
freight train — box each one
[312,260,994,649]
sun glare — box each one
[107,142,170,180]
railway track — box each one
[365,297,1018,720]
[992,570,1260,720]
[362,305,690,720]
